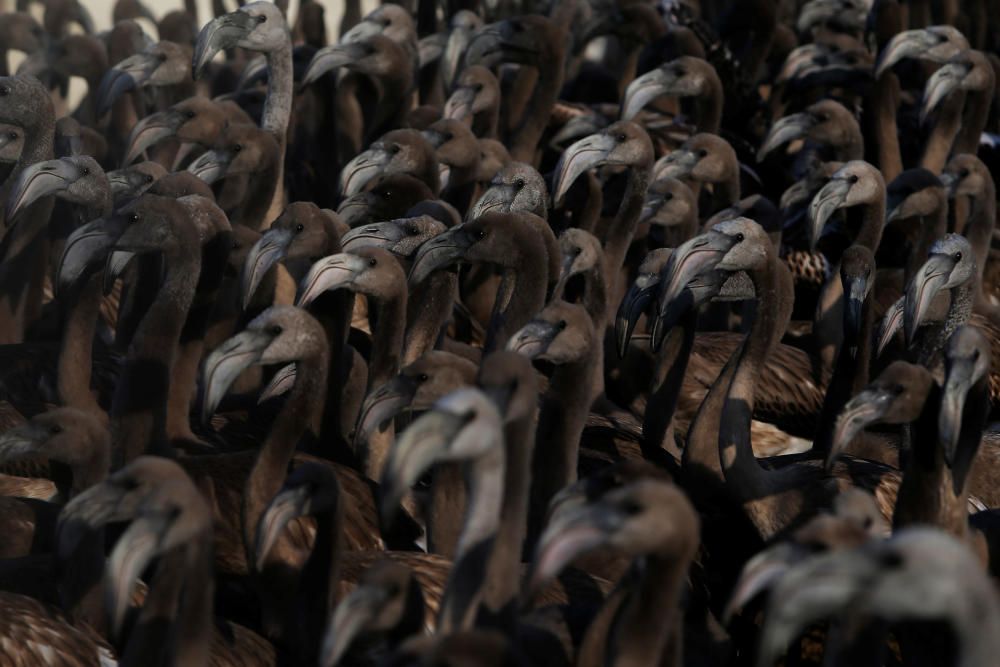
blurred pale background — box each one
[4,0,374,106]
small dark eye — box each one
[556,320,567,331]
[662,192,673,201]
[381,190,392,199]
[954,251,963,261]
[621,499,642,515]
[185,110,195,119]
[407,225,419,235]
[892,384,905,395]
[572,247,581,256]
[476,229,487,239]
[232,240,240,249]
[49,424,62,435]
[616,133,626,142]
[389,145,400,154]
[6,131,15,140]
[418,373,429,382]
[268,324,282,336]
[848,174,859,184]
[144,174,154,183]
[129,213,139,223]
[515,178,525,188]
[959,168,970,178]
[81,167,89,175]
[735,232,744,242]
[295,223,304,232]
[233,144,242,153]
[256,14,267,22]
[817,113,828,121]
[368,257,378,266]
[0,85,11,96]
[697,149,707,158]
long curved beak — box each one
[337,193,370,228]
[443,86,476,123]
[552,133,616,205]
[259,362,297,403]
[297,253,367,307]
[875,296,904,357]
[653,149,697,181]
[103,250,136,295]
[340,147,389,197]
[96,53,157,118]
[241,228,294,310]
[442,30,473,87]
[193,11,257,79]
[303,42,367,86]
[940,359,976,467]
[341,222,407,253]
[807,178,850,250]
[124,111,180,165]
[528,502,620,598]
[843,273,869,355]
[6,158,78,221]
[57,218,119,295]
[469,185,512,219]
[621,68,679,120]
[355,375,419,447]
[106,513,169,639]
[418,33,446,69]
[615,272,660,358]
[758,112,814,161]
[550,251,578,301]
[237,54,269,91]
[828,387,895,469]
[0,423,43,461]
[321,585,389,667]
[409,228,468,285]
[904,253,956,345]
[254,483,311,571]
[201,329,274,420]
[875,28,962,78]
[341,18,381,44]
[921,63,963,124]
[379,409,468,526]
[187,149,231,184]
[464,25,507,69]
[506,320,558,359]
[651,231,733,349]
[58,479,146,556]
[725,543,800,623]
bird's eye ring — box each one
[295,223,304,232]
[368,257,378,266]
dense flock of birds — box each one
[0,0,999,664]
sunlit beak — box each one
[297,253,367,307]
[241,228,294,310]
[340,147,389,197]
[904,253,956,345]
[124,111,179,165]
[443,86,475,122]
[201,329,275,420]
[807,177,851,250]
[6,158,79,221]
[552,133,617,205]
[469,185,512,219]
[193,11,257,79]
[921,63,963,124]
[355,375,419,446]
[303,42,367,86]
[408,228,468,285]
[96,53,157,118]
[506,320,558,359]
[939,358,977,467]
[828,387,895,470]
[321,585,389,667]
[622,68,678,121]
[341,18,381,44]
[106,513,170,639]
[758,112,814,161]
[254,482,311,571]
[615,272,660,358]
